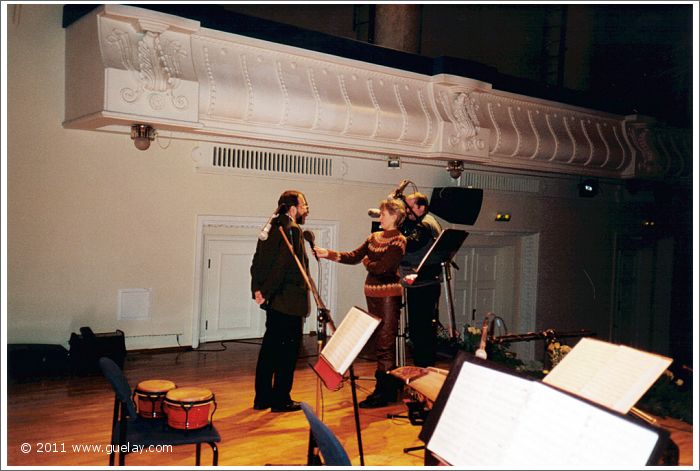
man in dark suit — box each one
[400,192,443,367]
[250,190,310,413]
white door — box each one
[201,236,263,342]
[200,234,326,342]
[451,246,515,336]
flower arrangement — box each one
[436,323,693,425]
[636,368,693,424]
[463,325,482,354]
[545,340,572,372]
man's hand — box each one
[254,290,266,305]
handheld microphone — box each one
[367,208,381,218]
[391,179,410,198]
[258,203,287,241]
[303,230,318,260]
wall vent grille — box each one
[207,145,334,177]
[462,172,541,193]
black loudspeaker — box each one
[8,344,70,382]
[69,327,126,375]
[429,187,483,225]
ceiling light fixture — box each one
[447,160,464,179]
[130,124,156,151]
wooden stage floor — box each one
[6,335,694,467]
[7,336,432,467]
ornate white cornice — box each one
[63,4,690,180]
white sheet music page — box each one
[426,361,532,467]
[503,383,659,467]
[427,360,661,467]
[543,337,672,413]
[321,306,380,375]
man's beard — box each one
[296,213,305,225]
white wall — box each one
[6,5,640,356]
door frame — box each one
[192,215,339,348]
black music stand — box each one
[409,229,468,338]
[388,230,468,426]
[418,350,670,467]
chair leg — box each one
[404,444,426,454]
[196,443,201,466]
[209,442,219,466]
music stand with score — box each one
[405,229,468,338]
[418,351,669,467]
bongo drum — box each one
[163,386,217,430]
[134,379,177,419]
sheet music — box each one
[503,383,659,467]
[320,306,380,375]
[543,337,672,413]
[427,362,531,466]
[427,360,661,467]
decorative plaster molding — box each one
[64,4,690,181]
[106,28,189,110]
[623,116,691,180]
[439,91,486,153]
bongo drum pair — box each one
[135,380,217,430]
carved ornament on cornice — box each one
[439,90,486,153]
[63,4,690,181]
[106,27,189,111]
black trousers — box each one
[406,283,441,367]
[254,307,303,406]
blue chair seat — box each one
[111,416,221,448]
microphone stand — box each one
[278,227,365,466]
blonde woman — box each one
[314,198,407,408]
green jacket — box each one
[250,214,310,317]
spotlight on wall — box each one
[447,160,464,179]
[130,124,156,151]
[578,178,599,198]
[495,212,511,222]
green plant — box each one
[636,369,693,424]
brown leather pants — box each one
[366,295,402,372]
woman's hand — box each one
[314,247,329,259]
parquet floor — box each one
[6,337,432,467]
[6,336,694,467]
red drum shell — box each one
[163,387,215,430]
[134,379,177,419]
